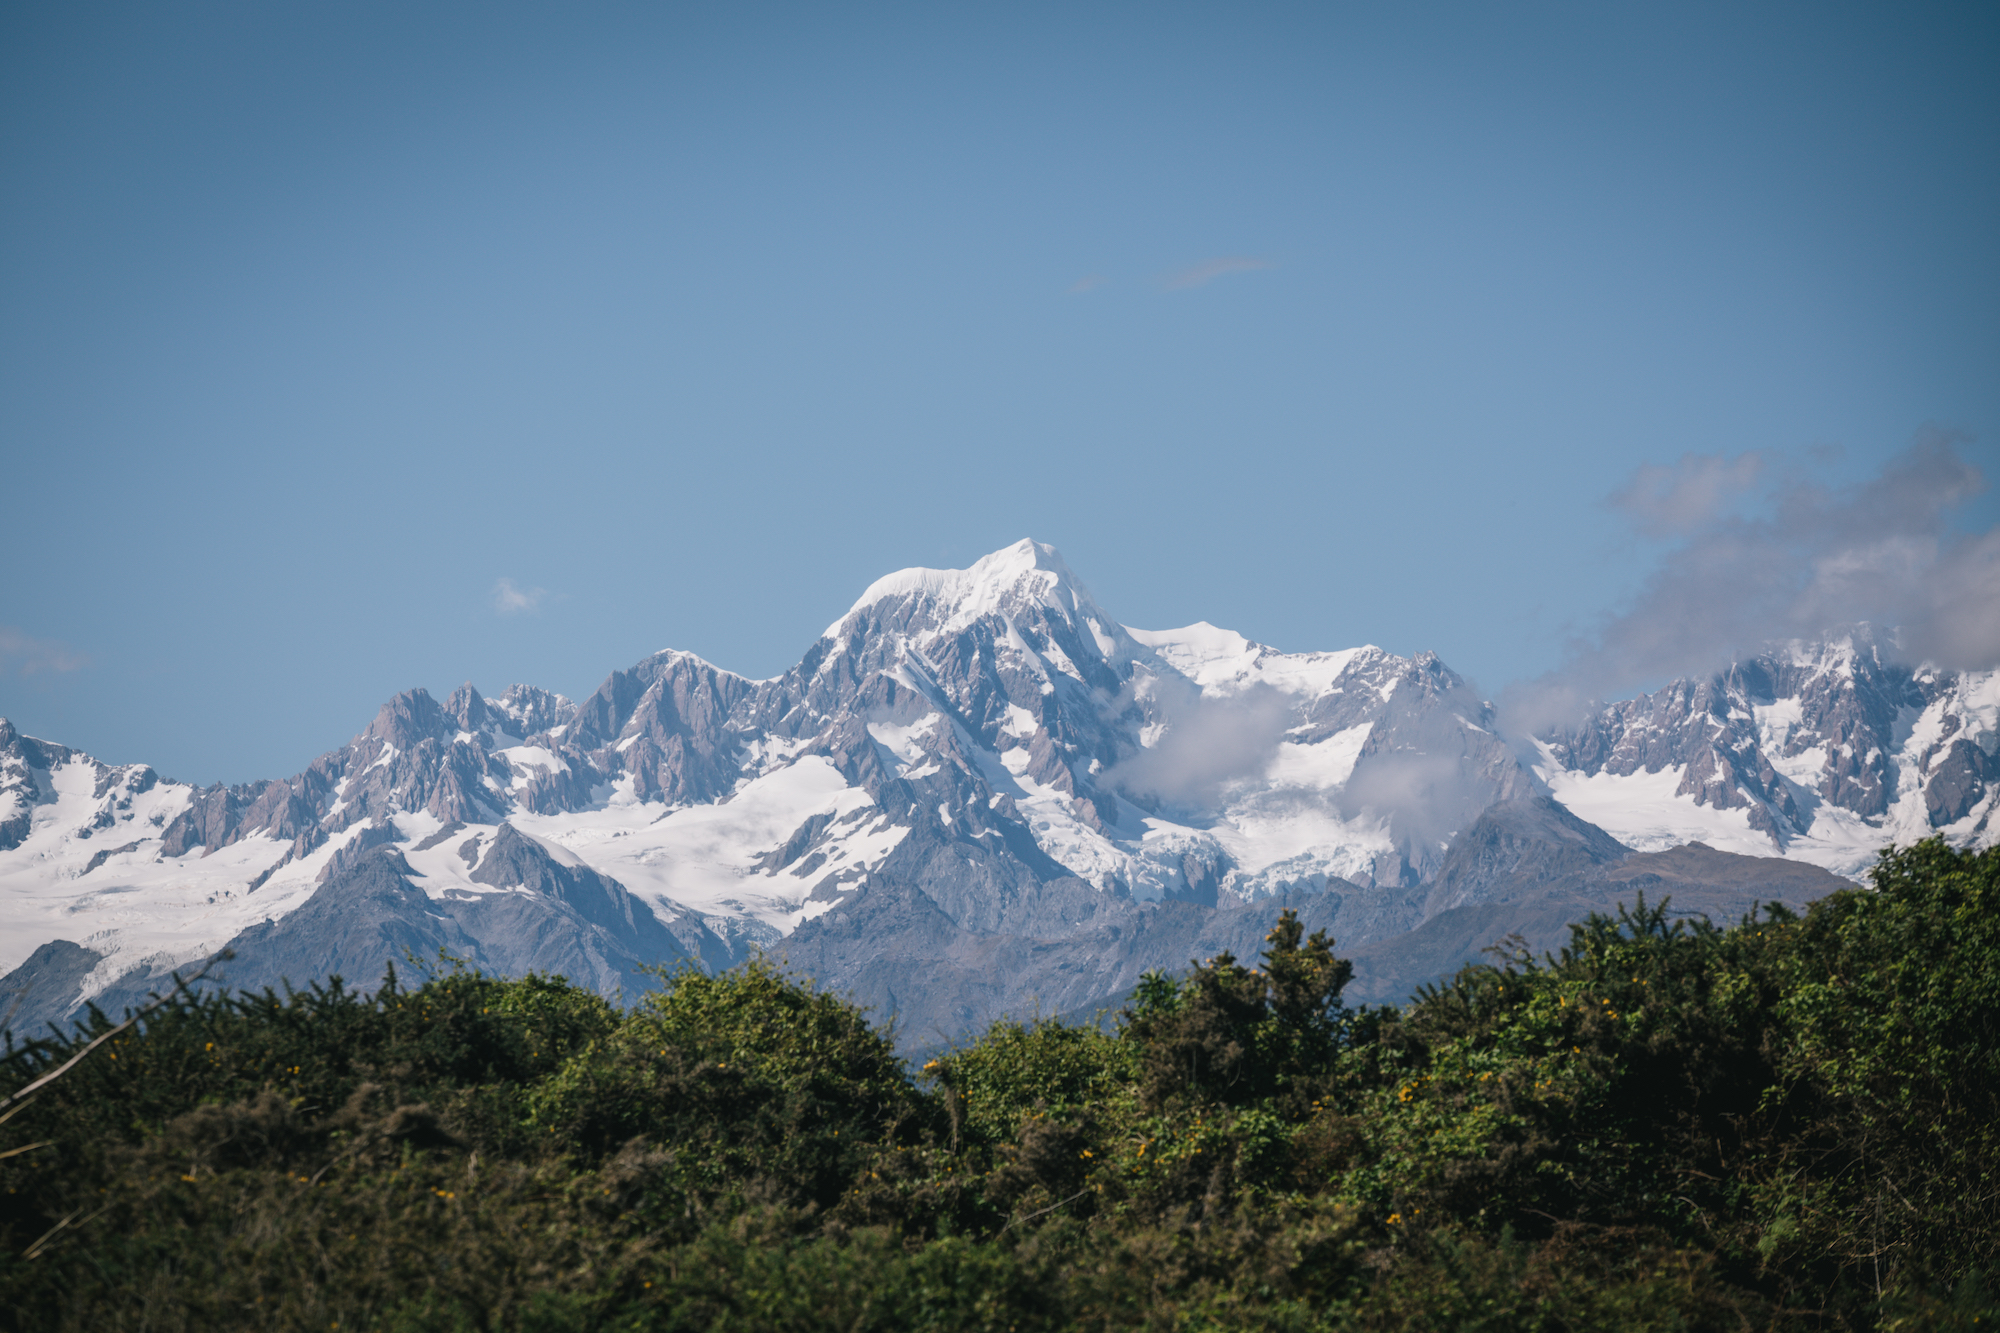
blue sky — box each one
[4,1,1997,784]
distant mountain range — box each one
[3,540,1991,1043]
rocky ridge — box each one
[1537,627,1999,870]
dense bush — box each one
[1,839,1995,1330]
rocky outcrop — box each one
[117,838,746,1014]
[1927,739,1991,827]
[0,940,105,1038]
[1421,796,1631,918]
[153,688,515,859]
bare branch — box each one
[0,950,233,1120]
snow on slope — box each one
[0,728,912,1006]
[1128,622,1366,699]
[832,540,1125,661]
[1536,747,1780,860]
[0,739,338,984]
[512,759,906,929]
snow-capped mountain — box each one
[1536,627,1999,876]
[1,542,1988,1037]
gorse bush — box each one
[1119,910,1352,1114]
[1,840,1996,1330]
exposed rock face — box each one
[564,652,755,805]
[0,940,104,1038]
[1926,740,1991,827]
[1421,796,1632,918]
[153,687,514,865]
[0,719,28,854]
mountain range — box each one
[3,540,1992,1043]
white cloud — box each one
[491,578,547,616]
[1103,680,1291,811]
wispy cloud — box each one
[1607,451,1765,538]
[0,627,87,676]
[1160,256,1273,290]
[1103,682,1291,812]
[491,578,547,616]
[1068,274,1108,294]
[1503,430,2000,734]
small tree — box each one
[1122,909,1353,1110]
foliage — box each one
[1,845,1996,1330]
[1119,910,1352,1113]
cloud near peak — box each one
[1501,430,1999,735]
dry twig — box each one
[0,950,233,1128]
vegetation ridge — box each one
[1,840,1995,1331]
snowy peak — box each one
[1126,622,1259,678]
[1538,633,1998,874]
[780,541,1144,808]
[559,650,755,805]
[444,683,498,736]
[0,720,178,859]
[1769,623,1898,677]
[1125,624,1402,711]
[829,540,1131,662]
[836,538,1078,622]
[443,683,578,749]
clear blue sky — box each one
[5,1,1997,784]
